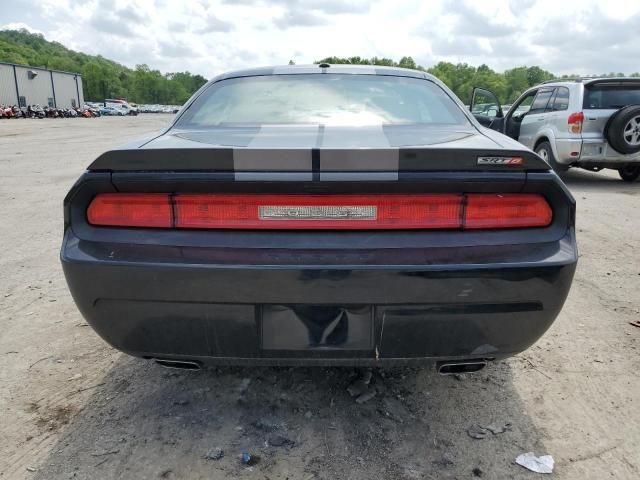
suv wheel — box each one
[536,141,568,173]
[606,106,640,154]
[618,165,640,182]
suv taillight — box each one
[567,112,584,134]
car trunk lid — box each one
[88,124,549,174]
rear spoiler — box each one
[88,147,550,177]
[583,78,640,87]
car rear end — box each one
[555,79,640,167]
[61,68,577,369]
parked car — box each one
[99,106,126,116]
[471,78,640,181]
[138,104,182,113]
[105,99,138,116]
[61,64,577,372]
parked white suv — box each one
[104,99,139,116]
[471,78,640,182]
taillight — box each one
[87,193,172,228]
[465,194,552,229]
[86,193,552,230]
[567,111,584,134]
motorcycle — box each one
[2,103,106,119]
[44,106,57,118]
[28,105,46,119]
[2,105,16,118]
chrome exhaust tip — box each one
[154,358,202,370]
[436,360,487,375]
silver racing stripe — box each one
[231,124,403,179]
[320,149,399,171]
[320,124,398,179]
[233,148,313,172]
[234,172,313,181]
[246,125,320,148]
[233,125,318,174]
[321,124,392,149]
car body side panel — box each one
[517,113,543,148]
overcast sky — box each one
[2,0,639,78]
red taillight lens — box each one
[174,194,463,229]
[86,193,552,230]
[567,111,584,133]
[87,193,172,228]
[465,194,552,229]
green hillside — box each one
[0,29,207,104]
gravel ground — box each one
[0,116,639,480]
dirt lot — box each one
[0,116,639,480]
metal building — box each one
[0,62,84,109]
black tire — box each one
[536,141,568,173]
[618,165,640,182]
[606,105,640,154]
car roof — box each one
[212,64,435,82]
[541,77,640,87]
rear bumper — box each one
[556,138,640,166]
[554,138,583,164]
[61,228,577,366]
[578,139,640,165]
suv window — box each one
[528,89,554,114]
[551,87,570,111]
[511,91,536,118]
[583,83,640,109]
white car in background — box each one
[104,99,138,116]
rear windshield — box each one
[583,84,640,109]
[176,74,469,127]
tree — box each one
[0,29,210,104]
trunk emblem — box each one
[477,156,524,166]
[259,205,377,220]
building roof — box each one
[0,61,82,77]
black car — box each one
[61,64,577,373]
